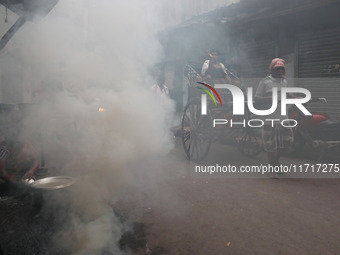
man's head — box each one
[270,58,286,78]
[209,49,220,61]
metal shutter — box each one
[242,40,278,78]
[237,40,278,89]
[297,28,340,120]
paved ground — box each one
[1,137,340,255]
[117,138,340,255]
[0,190,66,255]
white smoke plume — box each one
[3,0,175,254]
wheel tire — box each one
[236,128,262,157]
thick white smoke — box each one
[4,0,175,254]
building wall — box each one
[162,0,340,116]
[0,6,23,104]
[0,40,33,104]
[160,0,240,28]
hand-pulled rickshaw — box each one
[181,65,262,162]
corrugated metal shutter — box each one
[297,28,340,120]
[237,40,278,89]
[242,40,278,78]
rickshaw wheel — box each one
[181,100,212,162]
[236,128,262,157]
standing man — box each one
[255,58,294,169]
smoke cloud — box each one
[1,0,176,253]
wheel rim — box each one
[181,101,212,162]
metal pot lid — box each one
[29,176,75,190]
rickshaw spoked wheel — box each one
[236,128,262,157]
[181,100,212,162]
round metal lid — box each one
[30,176,75,190]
